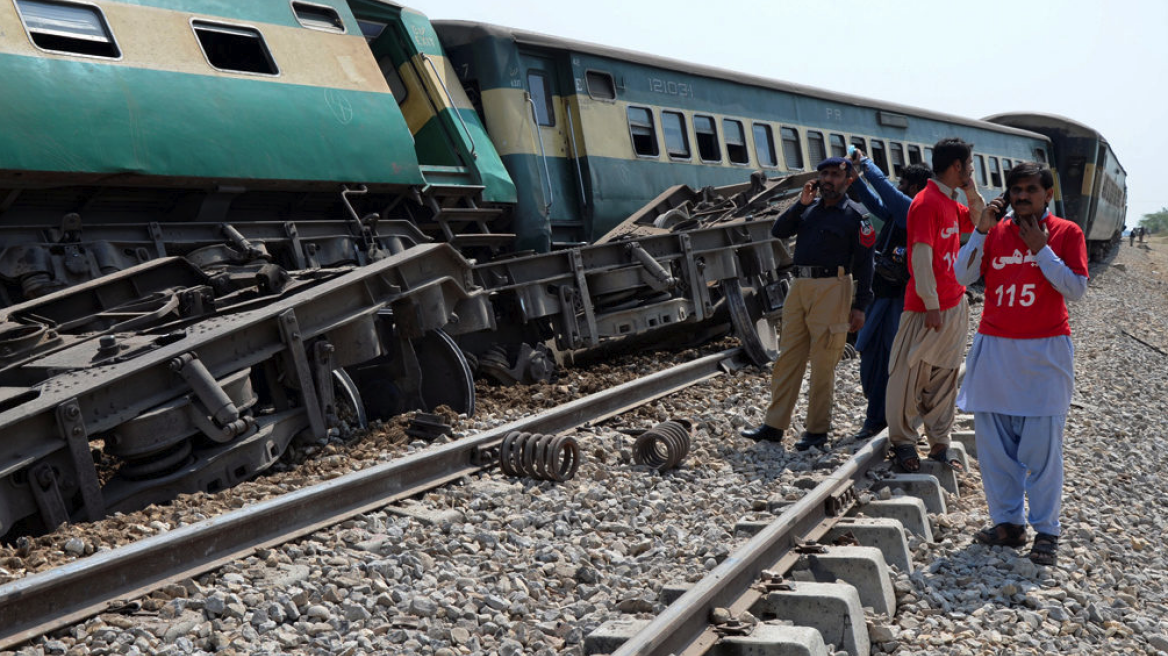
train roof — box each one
[984,112,1126,175]
[432,19,1051,143]
[984,112,1105,140]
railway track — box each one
[604,434,894,656]
[0,349,741,649]
[0,340,960,655]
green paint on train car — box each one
[498,154,572,251]
[350,0,517,205]
[410,103,517,204]
[445,106,517,204]
[398,8,448,58]
[412,119,462,168]
[0,53,423,186]
[502,151,770,245]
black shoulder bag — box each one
[873,220,910,286]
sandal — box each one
[1028,533,1059,566]
[927,445,965,473]
[889,444,920,473]
[974,522,1027,548]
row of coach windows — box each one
[974,154,1021,189]
[634,107,758,165]
[627,106,1028,187]
[1101,176,1124,206]
[11,0,345,74]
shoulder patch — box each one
[859,219,876,248]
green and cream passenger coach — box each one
[0,0,514,239]
[432,21,1070,251]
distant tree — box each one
[1140,208,1168,234]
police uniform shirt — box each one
[771,197,876,310]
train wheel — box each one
[332,368,368,430]
[414,329,475,416]
[722,279,779,366]
[347,327,475,421]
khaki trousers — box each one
[763,274,853,433]
[885,298,970,447]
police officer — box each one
[742,156,876,450]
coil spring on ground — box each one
[633,419,691,471]
[499,431,581,482]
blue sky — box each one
[407,0,1166,228]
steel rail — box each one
[0,349,740,649]
[613,434,891,656]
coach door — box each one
[518,52,585,243]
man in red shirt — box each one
[955,161,1088,567]
[886,138,978,472]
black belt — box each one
[792,265,846,279]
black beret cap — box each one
[816,156,854,173]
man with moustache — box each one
[885,138,979,472]
[741,157,875,450]
[955,161,1088,567]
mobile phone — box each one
[995,192,1010,215]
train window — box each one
[724,119,749,165]
[890,142,905,177]
[753,123,777,168]
[357,20,385,42]
[662,111,691,160]
[1002,158,1012,172]
[694,115,721,162]
[829,134,847,158]
[192,21,279,75]
[627,107,659,157]
[1034,148,1047,163]
[870,140,888,175]
[807,131,827,166]
[974,155,987,186]
[924,147,933,167]
[292,1,345,33]
[989,157,1002,188]
[586,71,616,101]
[526,72,555,127]
[781,127,804,170]
[377,57,408,105]
[907,145,922,165]
[15,0,120,58]
[850,136,866,153]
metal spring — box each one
[499,431,581,482]
[633,419,691,471]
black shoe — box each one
[794,431,829,451]
[741,424,784,442]
[851,423,886,441]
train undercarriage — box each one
[0,173,803,539]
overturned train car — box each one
[0,0,794,537]
[0,0,1124,538]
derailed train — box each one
[0,0,1124,537]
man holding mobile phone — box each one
[741,157,874,451]
[885,137,978,473]
[955,161,1088,567]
